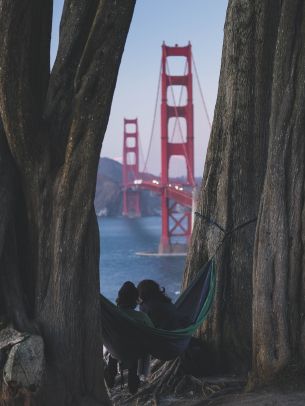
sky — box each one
[51,1,228,177]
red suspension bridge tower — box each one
[159,42,195,253]
[122,118,141,217]
[120,42,204,253]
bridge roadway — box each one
[127,179,193,209]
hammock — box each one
[100,259,216,363]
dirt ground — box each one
[161,391,305,406]
[195,391,305,405]
[111,390,305,406]
[108,375,305,406]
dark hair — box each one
[116,281,139,309]
[137,280,171,304]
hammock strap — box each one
[195,212,257,260]
[195,211,257,238]
[194,212,226,233]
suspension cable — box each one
[142,60,162,175]
[192,53,212,129]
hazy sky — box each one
[52,1,228,177]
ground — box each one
[107,375,305,406]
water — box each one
[98,216,186,303]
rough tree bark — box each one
[252,0,305,383]
[0,1,135,405]
[184,0,305,383]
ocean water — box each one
[98,216,186,303]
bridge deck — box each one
[126,180,193,208]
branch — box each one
[0,0,52,170]
[45,0,136,172]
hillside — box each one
[94,157,161,216]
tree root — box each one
[116,358,246,406]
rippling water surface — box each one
[98,216,185,303]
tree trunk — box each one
[184,0,305,383]
[0,1,135,405]
[252,0,305,383]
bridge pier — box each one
[158,240,188,254]
[122,118,141,218]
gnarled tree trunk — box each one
[0,1,135,405]
[184,0,305,383]
[252,0,305,383]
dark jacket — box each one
[140,299,189,330]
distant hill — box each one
[94,158,161,217]
[94,158,121,216]
[97,157,122,182]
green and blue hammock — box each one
[100,259,216,362]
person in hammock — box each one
[104,281,153,394]
[136,279,191,379]
[137,279,189,329]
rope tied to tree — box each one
[194,211,257,236]
[194,212,226,233]
[194,211,257,259]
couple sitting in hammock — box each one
[104,279,188,394]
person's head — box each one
[137,280,171,304]
[116,281,139,309]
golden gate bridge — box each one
[121,42,210,254]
